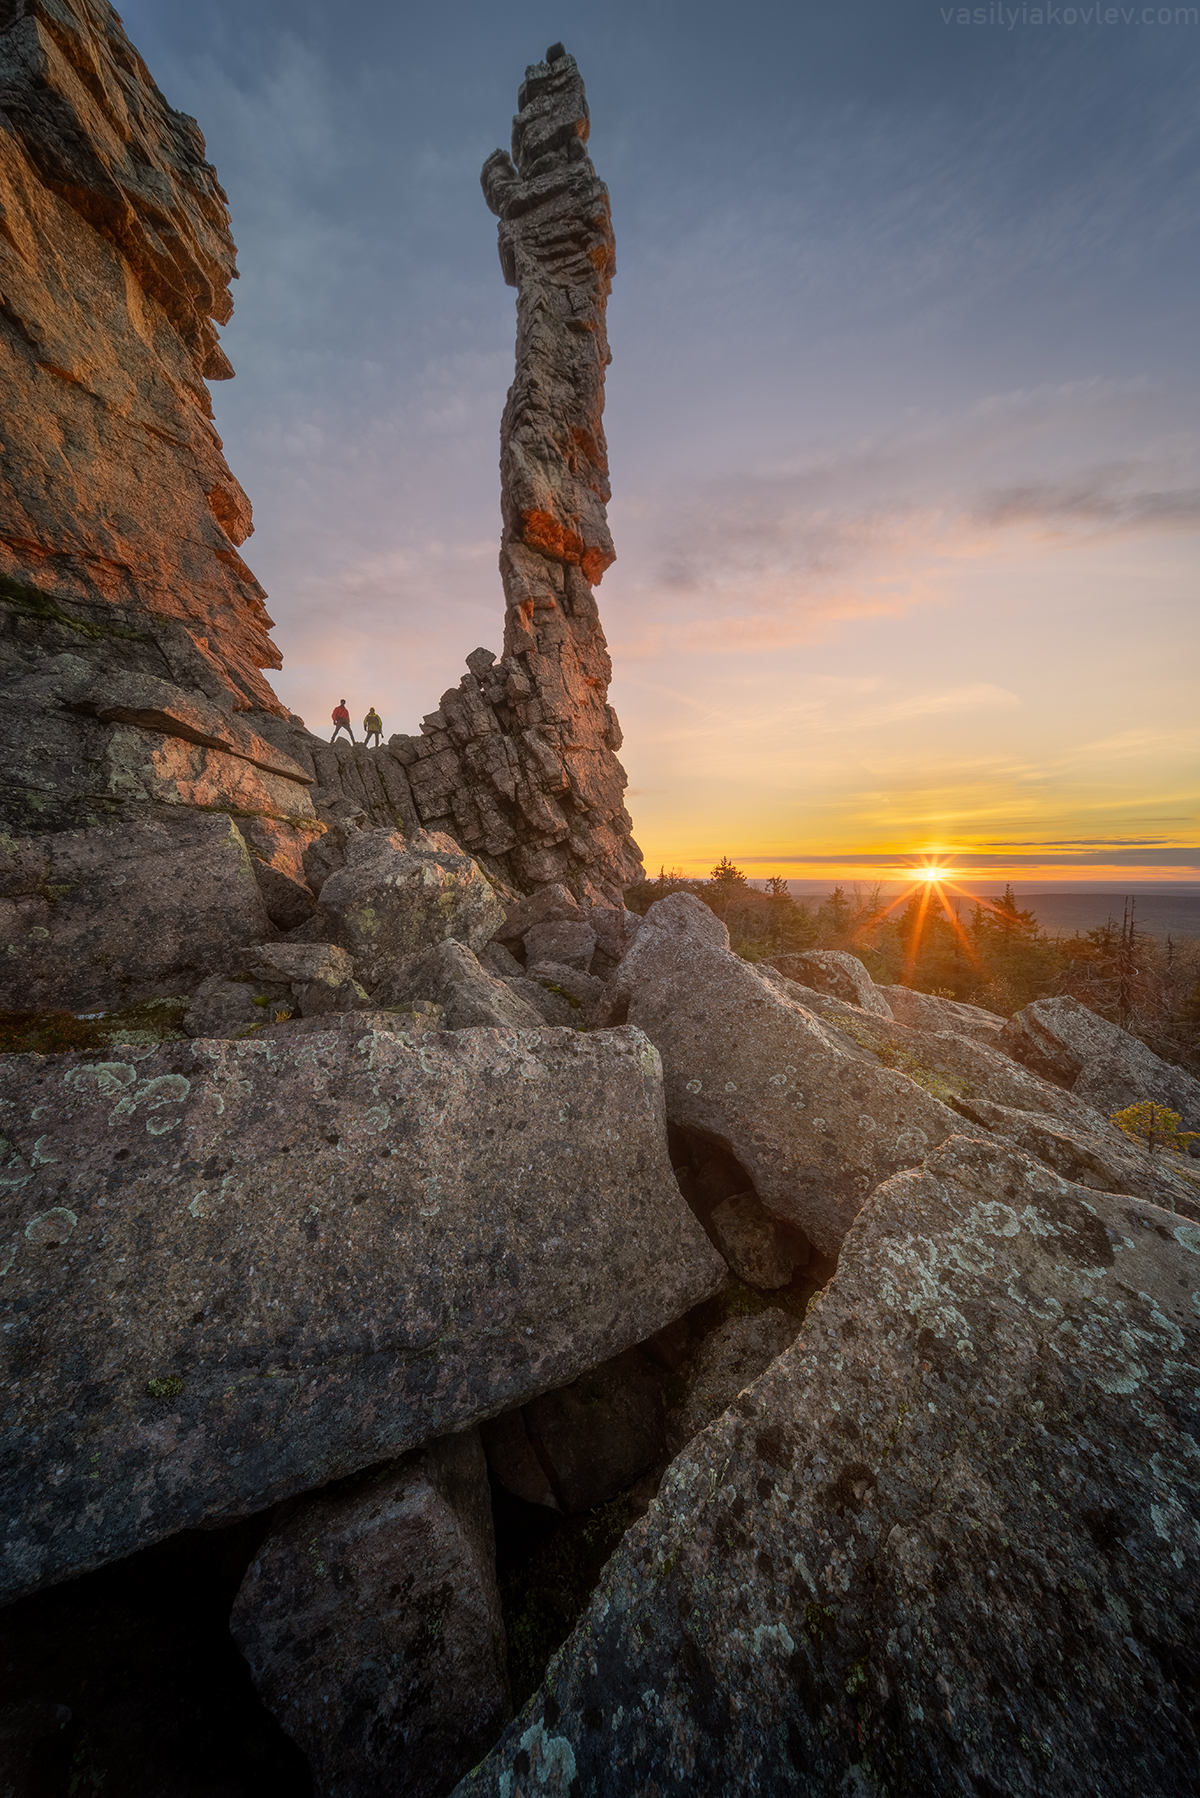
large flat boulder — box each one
[876,983,1006,1043]
[1001,994,1200,1128]
[0,811,271,1010]
[763,970,1200,1217]
[232,1429,510,1798]
[606,894,960,1256]
[456,1137,1200,1798]
[0,1019,724,1603]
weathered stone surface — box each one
[238,941,355,987]
[1001,994,1200,1127]
[481,1408,562,1511]
[0,656,318,839]
[506,974,582,1030]
[709,1190,808,1290]
[878,983,1006,1043]
[471,48,642,901]
[524,960,603,1015]
[607,894,960,1255]
[522,1347,666,1515]
[493,883,582,944]
[1,810,270,1009]
[759,969,1200,1218]
[523,918,596,970]
[457,1137,1200,1798]
[480,938,528,980]
[182,973,292,1039]
[0,1019,725,1603]
[664,1308,799,1456]
[251,859,319,932]
[587,905,641,965]
[317,828,505,990]
[0,0,282,711]
[382,939,546,1031]
[772,950,893,1018]
[232,1430,511,1798]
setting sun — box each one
[916,866,956,883]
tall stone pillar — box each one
[480,45,643,901]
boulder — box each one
[1000,995,1200,1128]
[378,939,545,1030]
[524,961,604,1015]
[523,919,596,970]
[183,974,294,1038]
[316,828,504,989]
[0,812,271,1011]
[605,893,960,1256]
[231,1430,511,1798]
[877,984,1006,1043]
[479,939,527,981]
[664,1308,799,1455]
[586,907,642,965]
[520,1347,666,1515]
[708,1191,808,1290]
[0,1019,725,1603]
[772,950,893,1018]
[505,976,583,1030]
[481,1409,562,1512]
[456,1137,1200,1798]
[250,860,319,932]
[239,941,356,987]
[759,972,1200,1218]
[493,883,582,945]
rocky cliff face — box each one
[1,23,644,1024]
[0,0,282,714]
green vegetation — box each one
[0,998,189,1056]
[1110,1100,1198,1157]
[626,865,1200,1077]
[145,1376,183,1400]
[0,571,145,642]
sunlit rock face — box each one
[0,0,283,714]
[466,45,643,902]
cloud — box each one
[599,378,1200,661]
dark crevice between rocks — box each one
[488,1228,839,1715]
[666,1121,828,1288]
[0,1509,313,1798]
[490,1476,638,1712]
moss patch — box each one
[0,997,189,1056]
[0,572,146,643]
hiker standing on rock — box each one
[330,700,355,744]
[363,705,383,748]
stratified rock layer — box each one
[0,0,282,712]
[0,1018,725,1603]
[469,46,642,900]
[455,1137,1200,1798]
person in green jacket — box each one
[363,706,383,748]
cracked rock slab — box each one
[607,894,960,1256]
[455,1135,1200,1798]
[0,1019,724,1603]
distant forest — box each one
[625,863,1200,1077]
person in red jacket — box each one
[330,700,355,744]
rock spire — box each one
[474,45,642,898]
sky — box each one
[122,0,1200,890]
